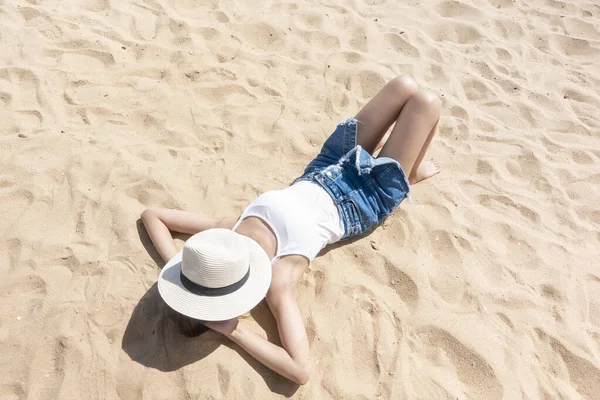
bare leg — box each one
[378,89,441,180]
[409,118,441,184]
[355,76,419,154]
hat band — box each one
[180,267,251,297]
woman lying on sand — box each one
[141,76,440,385]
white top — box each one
[232,180,344,262]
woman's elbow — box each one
[140,208,157,221]
[293,368,310,385]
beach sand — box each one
[1,0,600,399]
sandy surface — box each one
[1,0,600,399]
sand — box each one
[1,0,600,398]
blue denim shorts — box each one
[295,118,411,240]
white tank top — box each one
[232,181,344,262]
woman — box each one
[141,75,441,385]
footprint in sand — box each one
[384,33,420,58]
[534,328,600,399]
[437,0,483,19]
[410,325,503,399]
[427,21,483,44]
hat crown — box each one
[181,229,250,288]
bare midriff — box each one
[234,216,278,260]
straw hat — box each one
[158,229,272,321]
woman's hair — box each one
[163,303,252,337]
[164,305,209,337]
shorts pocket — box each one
[348,186,380,229]
[339,198,362,238]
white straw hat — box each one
[158,229,272,321]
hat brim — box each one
[157,236,272,321]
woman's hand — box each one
[204,318,239,337]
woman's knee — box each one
[386,75,419,98]
[410,89,441,117]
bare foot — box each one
[409,159,440,185]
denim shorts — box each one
[295,118,411,240]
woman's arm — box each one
[140,208,236,262]
[205,289,310,385]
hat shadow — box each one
[121,283,221,372]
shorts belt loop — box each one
[355,146,374,176]
[344,118,357,154]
